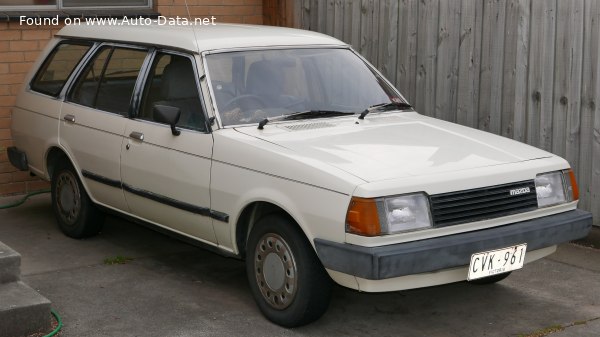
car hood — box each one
[234,112,553,182]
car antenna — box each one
[184,0,202,56]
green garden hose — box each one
[0,189,50,209]
[0,189,63,336]
[43,309,63,337]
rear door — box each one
[61,44,149,211]
[120,50,217,244]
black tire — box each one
[245,214,332,327]
[469,272,511,285]
[51,160,104,238]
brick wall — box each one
[158,0,263,24]
[0,23,63,195]
[0,0,264,196]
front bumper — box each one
[314,209,592,280]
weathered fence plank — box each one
[325,0,335,36]
[333,0,343,39]
[434,0,460,122]
[501,0,519,139]
[349,0,361,50]
[383,0,398,84]
[552,0,584,170]
[511,0,530,143]
[396,0,418,103]
[416,0,439,117]
[359,0,373,59]
[301,0,311,30]
[309,0,318,31]
[341,0,353,47]
[479,0,506,133]
[526,0,556,151]
[371,0,380,68]
[292,0,303,28]
[317,0,327,32]
[456,0,483,128]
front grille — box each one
[429,180,538,227]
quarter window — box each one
[139,52,207,132]
[30,42,92,97]
[69,46,147,115]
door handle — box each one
[63,114,75,123]
[129,131,144,141]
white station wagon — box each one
[9,23,592,327]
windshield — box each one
[205,48,403,126]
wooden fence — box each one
[272,0,600,225]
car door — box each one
[120,50,217,244]
[61,44,149,211]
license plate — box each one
[468,244,527,281]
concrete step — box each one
[0,281,51,337]
[0,241,20,284]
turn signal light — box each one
[346,197,381,236]
[566,169,579,201]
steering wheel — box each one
[222,94,268,112]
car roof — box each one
[56,23,347,53]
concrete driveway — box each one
[1,194,598,337]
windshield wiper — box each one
[358,101,413,120]
[258,110,354,129]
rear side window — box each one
[30,41,92,97]
[68,46,147,115]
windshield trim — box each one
[203,44,349,55]
[202,45,408,130]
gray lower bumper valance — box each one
[314,210,592,280]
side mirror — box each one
[153,104,181,136]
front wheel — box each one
[51,160,104,238]
[246,214,332,327]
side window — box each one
[69,47,111,109]
[69,46,147,115]
[30,41,92,97]
[139,52,207,132]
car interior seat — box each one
[154,57,205,131]
[245,60,285,108]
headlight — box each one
[535,169,579,208]
[346,193,432,236]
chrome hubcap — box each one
[55,171,81,225]
[254,233,297,310]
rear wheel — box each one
[51,160,104,238]
[246,214,332,327]
[469,272,511,285]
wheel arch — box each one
[45,146,70,180]
[44,146,94,200]
[235,201,307,260]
